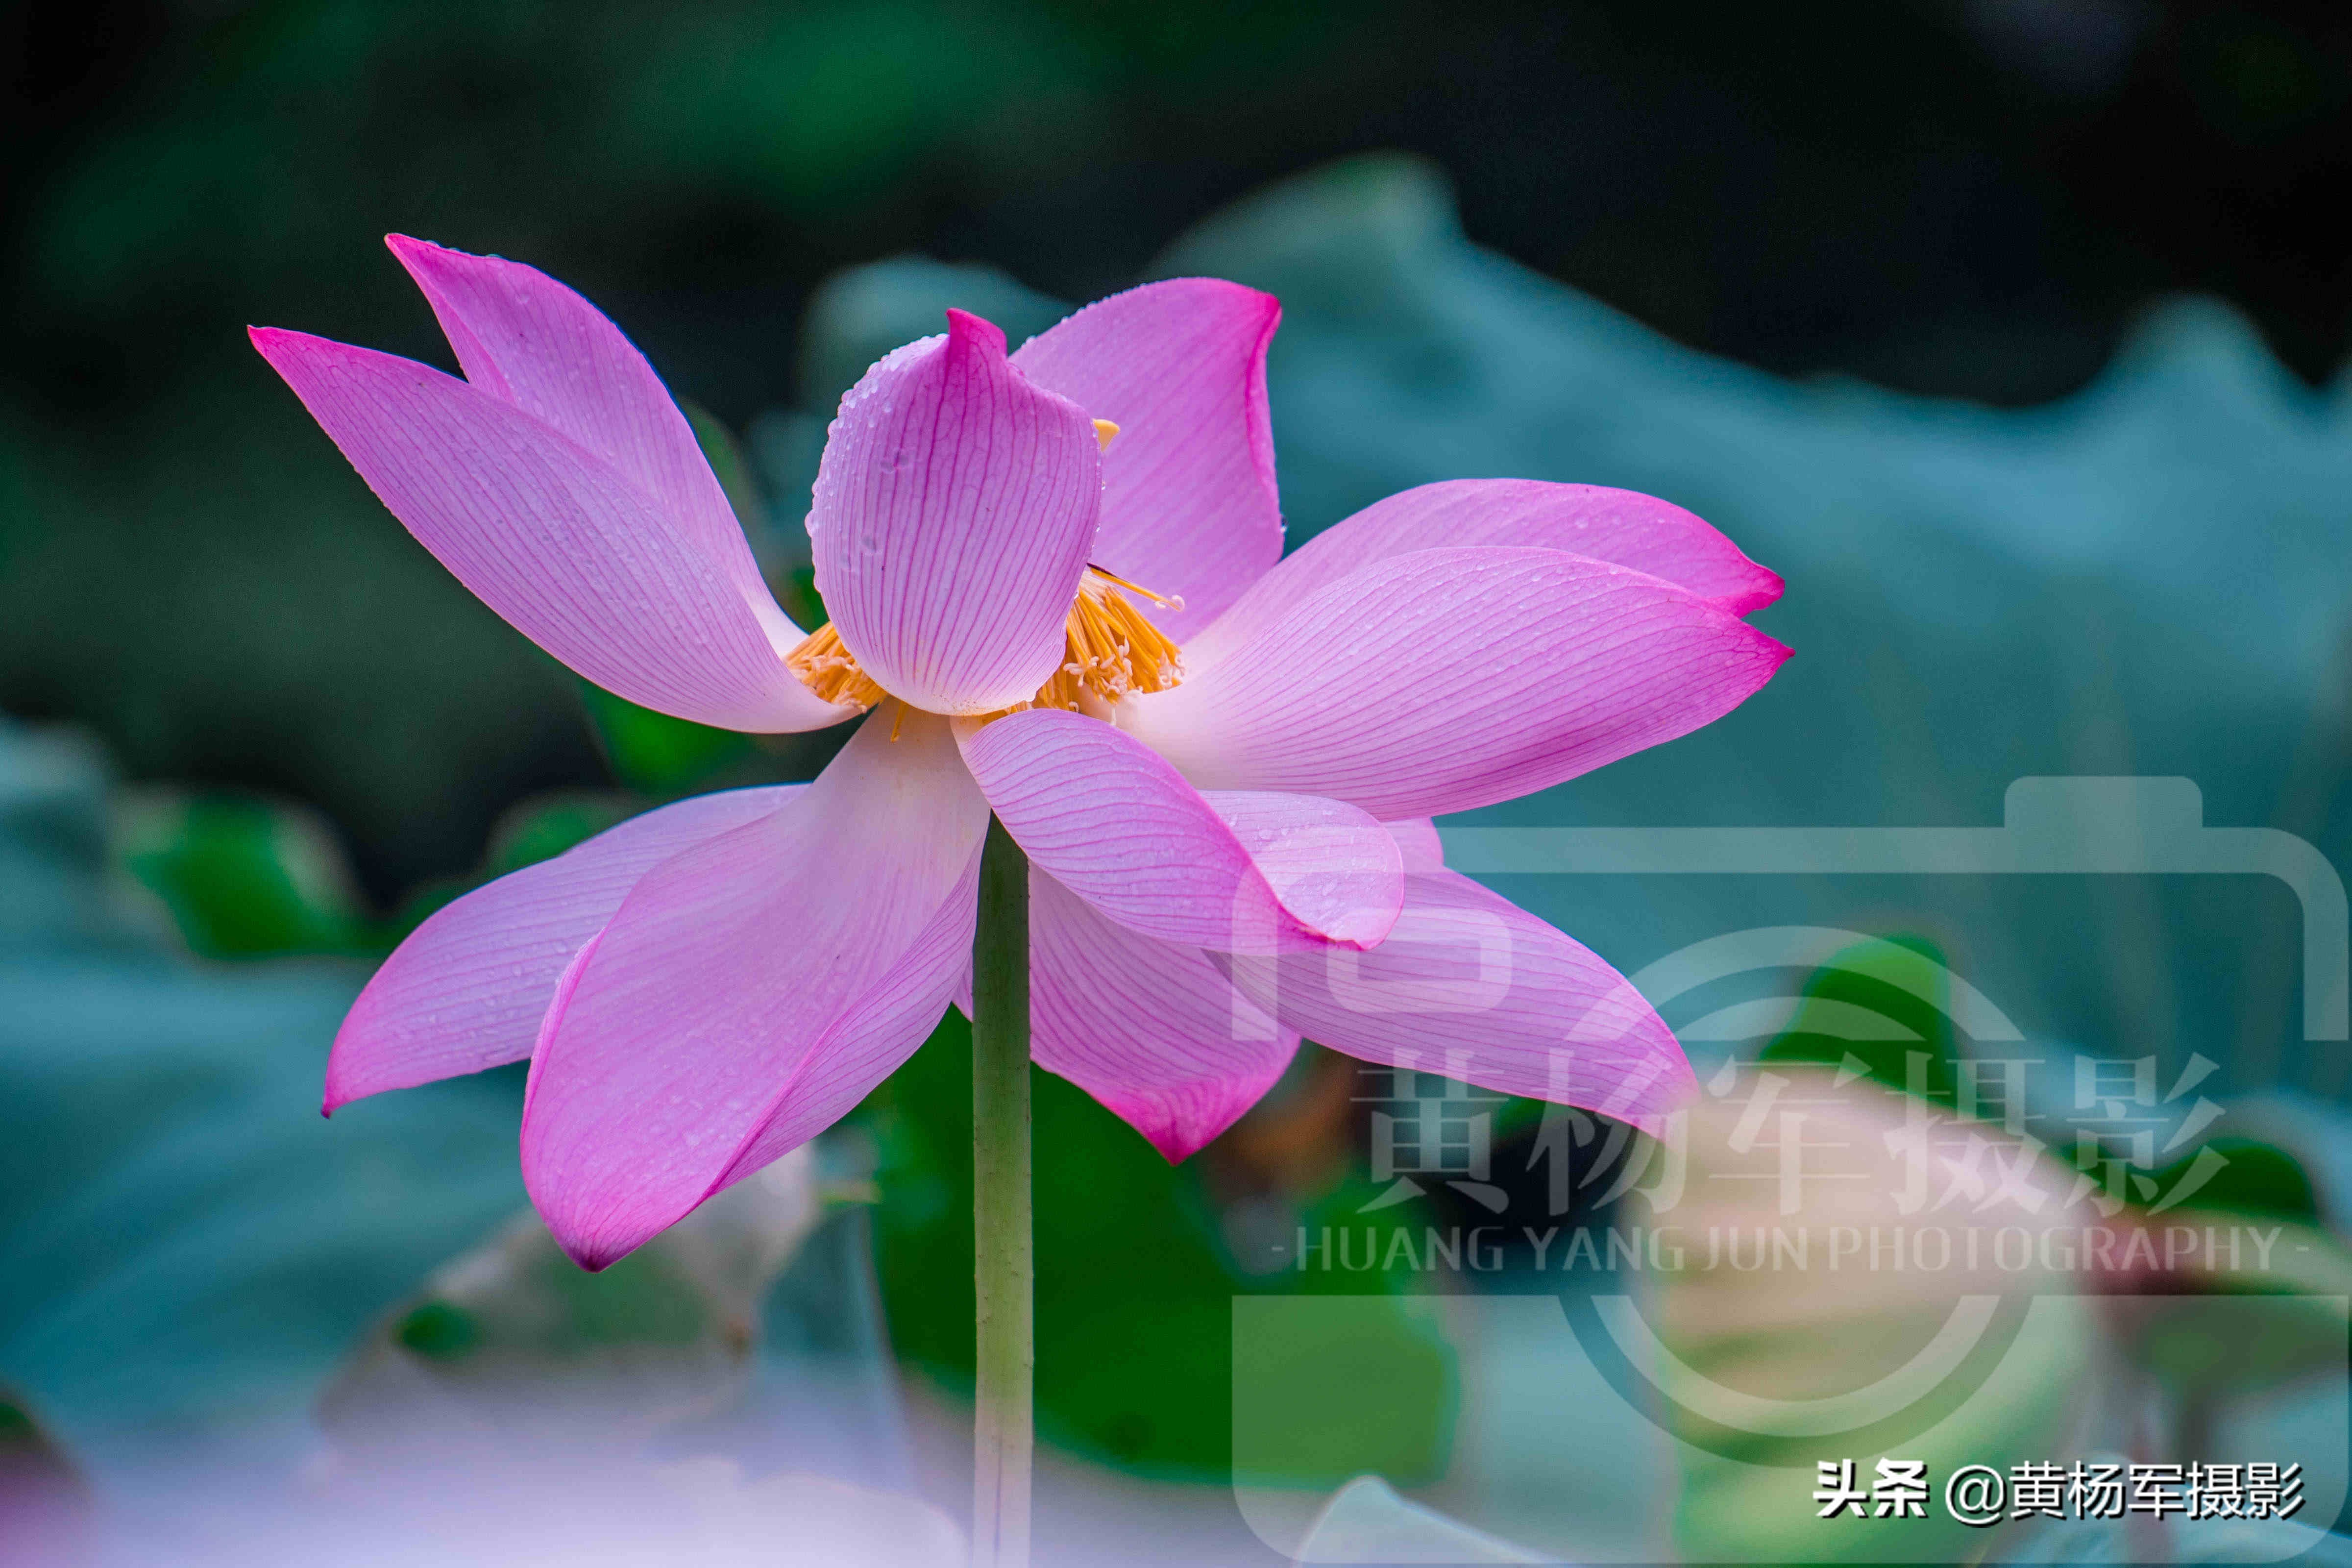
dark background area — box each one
[5,0,2351,901]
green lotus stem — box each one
[971,815,1033,1568]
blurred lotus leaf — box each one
[316,1149,822,1468]
[1228,1293,1456,1491]
[113,775,640,959]
[0,718,524,1490]
[110,786,371,959]
[474,789,640,881]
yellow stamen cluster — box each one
[782,565,1183,719]
[784,621,886,709]
[1022,567,1185,713]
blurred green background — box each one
[9,1,2352,1556]
[8,0,2352,899]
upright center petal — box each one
[804,309,1101,714]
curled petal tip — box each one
[1146,1129,1210,1164]
[944,307,1008,357]
[554,1234,624,1274]
[810,311,1098,712]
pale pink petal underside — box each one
[809,311,1101,713]
[520,711,986,1269]
[1012,279,1283,641]
[1185,479,1780,671]
[1385,818,1446,871]
[1121,546,1791,821]
[326,786,801,1113]
[708,858,980,1193]
[1030,867,1299,1162]
[956,708,1401,954]
[250,328,852,733]
[1227,870,1695,1138]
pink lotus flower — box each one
[252,238,1788,1269]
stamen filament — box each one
[784,621,887,709]
[1085,563,1185,613]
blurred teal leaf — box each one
[0,720,524,1482]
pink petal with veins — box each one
[1030,868,1298,1162]
[251,328,850,732]
[327,786,801,1113]
[385,236,796,651]
[1227,869,1694,1139]
[520,711,985,1269]
[809,311,1100,713]
[1121,546,1790,821]
[1186,479,1778,672]
[1013,279,1283,641]
[958,708,1401,954]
